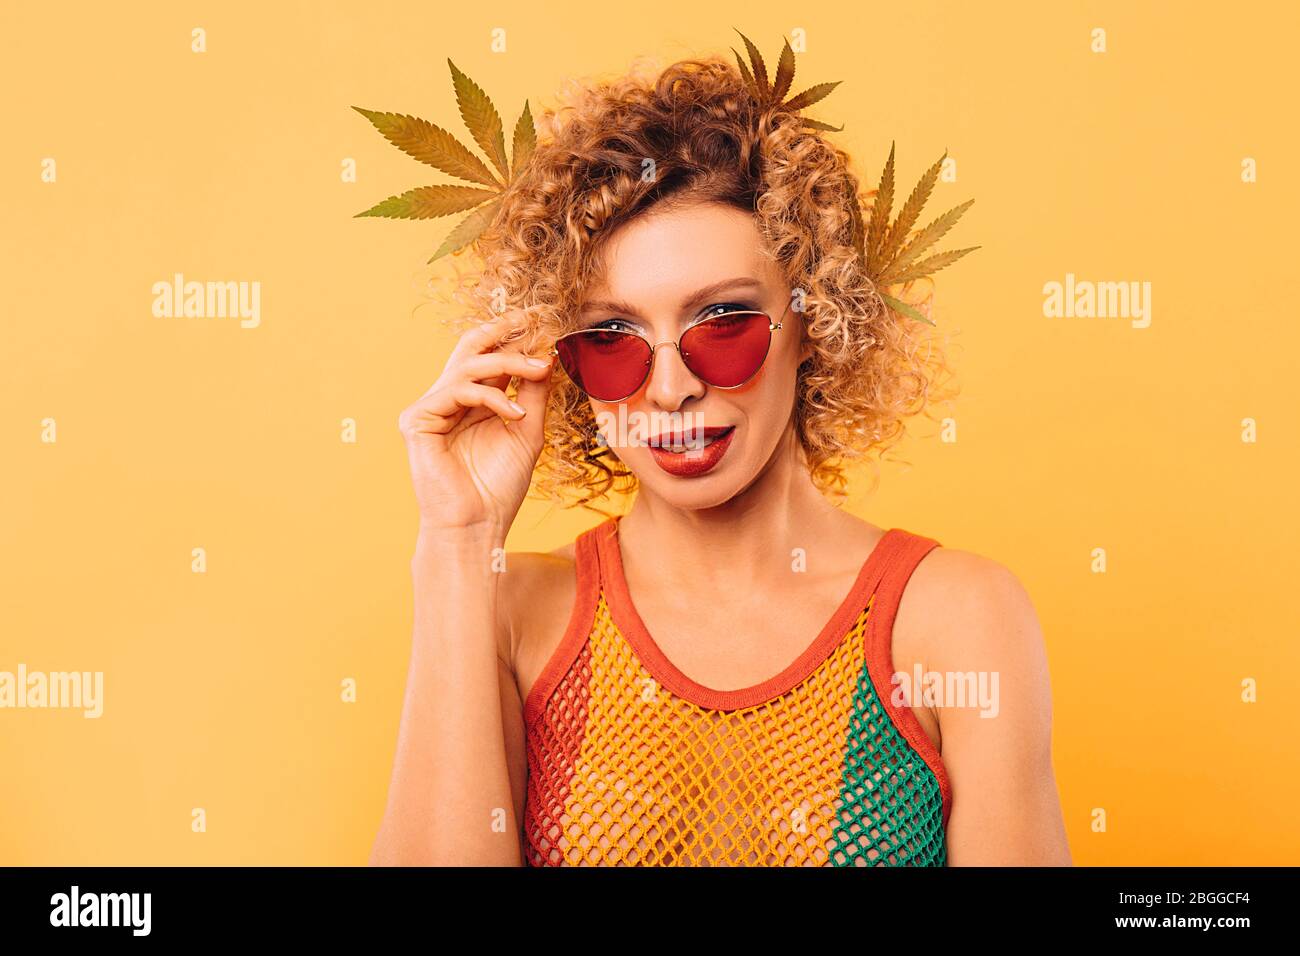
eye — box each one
[700,302,756,320]
[590,318,639,334]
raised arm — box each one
[369,311,552,866]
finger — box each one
[400,381,525,440]
[451,381,527,423]
[420,347,551,405]
[506,361,554,448]
[447,308,530,365]
[455,350,554,386]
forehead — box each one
[583,202,777,309]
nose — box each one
[641,341,706,411]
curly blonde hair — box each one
[430,52,960,512]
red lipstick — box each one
[647,426,736,478]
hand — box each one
[397,310,554,534]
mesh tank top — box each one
[522,516,952,866]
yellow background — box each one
[2,0,1296,865]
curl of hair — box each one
[431,52,961,512]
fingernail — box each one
[508,400,526,415]
[525,356,552,367]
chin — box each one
[624,433,760,510]
[642,473,747,511]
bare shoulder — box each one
[895,543,1046,675]
[496,541,579,699]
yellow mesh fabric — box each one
[524,590,946,866]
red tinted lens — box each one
[679,311,772,387]
[555,329,652,401]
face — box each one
[569,201,811,510]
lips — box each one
[646,426,736,478]
[644,426,734,451]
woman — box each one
[369,46,1070,866]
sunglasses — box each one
[550,306,786,403]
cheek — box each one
[754,335,803,401]
[726,356,800,433]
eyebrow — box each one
[580,276,764,318]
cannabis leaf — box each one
[863,142,978,326]
[448,60,510,183]
[726,32,978,326]
[732,29,845,132]
[352,184,500,220]
[353,59,537,263]
[865,143,896,277]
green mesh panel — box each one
[830,659,947,866]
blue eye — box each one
[701,302,755,319]
[591,318,637,333]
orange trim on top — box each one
[862,530,954,829]
[521,523,604,729]
[593,516,907,712]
